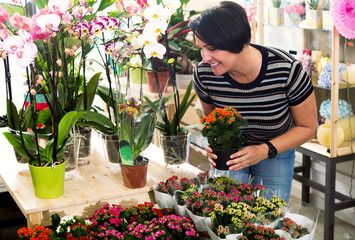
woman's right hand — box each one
[205,145,217,170]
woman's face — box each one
[195,36,240,76]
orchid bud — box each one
[68,29,74,35]
[58,71,63,78]
[72,45,78,51]
[51,32,57,38]
[65,48,70,55]
[69,49,75,57]
[78,7,84,15]
[30,89,36,95]
[88,7,93,13]
[79,0,86,6]
[79,60,84,67]
[1,52,6,59]
[122,65,128,70]
[36,75,44,85]
[56,59,63,67]
[77,42,81,48]
[88,37,94,43]
[89,60,93,65]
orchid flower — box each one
[2,35,24,54]
[130,54,142,68]
[143,42,166,59]
[48,0,71,14]
[119,96,142,118]
[35,13,61,32]
[10,13,33,31]
[0,5,10,23]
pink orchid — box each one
[2,35,24,54]
[61,12,73,25]
[35,13,61,32]
[0,28,9,40]
[15,42,38,68]
[10,12,33,31]
[29,25,50,41]
[48,0,71,14]
[0,5,10,23]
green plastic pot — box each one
[28,161,65,199]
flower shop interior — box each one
[1,0,355,239]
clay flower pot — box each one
[120,156,149,188]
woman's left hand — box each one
[227,144,268,171]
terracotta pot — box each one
[212,148,238,170]
[120,156,149,188]
[145,71,170,93]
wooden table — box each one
[294,142,355,240]
[0,129,201,227]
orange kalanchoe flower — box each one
[200,106,248,150]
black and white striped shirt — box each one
[193,44,314,145]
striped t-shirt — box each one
[193,44,314,145]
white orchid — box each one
[35,13,61,32]
[143,20,168,37]
[2,35,24,54]
[130,54,142,67]
[48,0,71,13]
[143,42,166,59]
[15,42,37,68]
[162,0,181,15]
[143,3,169,22]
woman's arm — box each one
[200,100,215,116]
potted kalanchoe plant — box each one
[201,106,248,170]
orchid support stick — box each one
[82,39,87,110]
[27,67,41,164]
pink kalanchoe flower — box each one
[10,12,33,31]
[0,5,10,23]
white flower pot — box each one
[268,7,284,25]
[305,8,323,29]
[322,10,333,30]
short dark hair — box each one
[190,1,251,53]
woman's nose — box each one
[201,51,212,63]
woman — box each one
[190,1,317,201]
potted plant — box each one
[1,0,100,198]
[145,80,201,165]
[305,0,323,29]
[117,95,157,188]
[200,106,248,170]
[284,2,306,26]
[268,0,284,25]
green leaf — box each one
[3,132,32,162]
[57,111,86,149]
[6,100,19,131]
[34,0,48,9]
[0,3,24,16]
[95,0,116,13]
[76,72,102,110]
[37,108,52,126]
[133,113,156,159]
[78,111,116,134]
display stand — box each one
[0,129,202,227]
[293,142,355,240]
